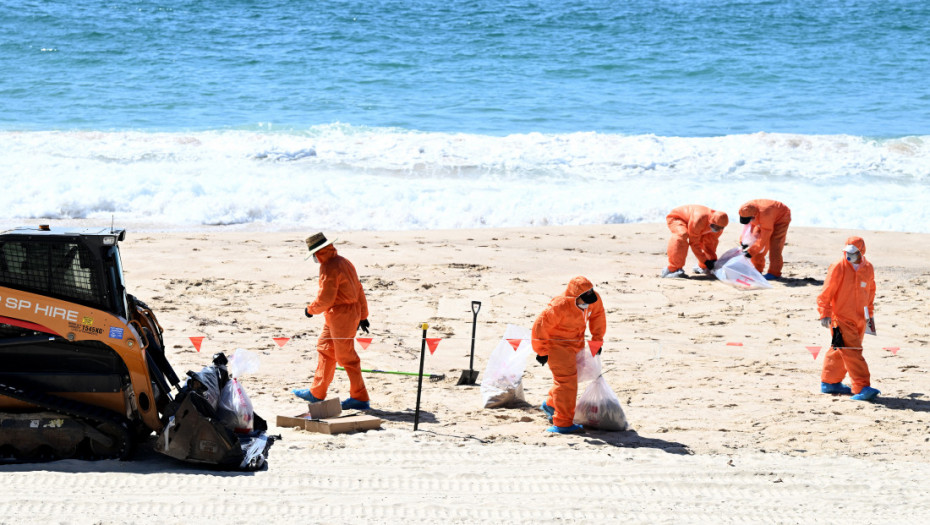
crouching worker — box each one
[532,277,606,434]
[738,199,791,280]
[817,236,880,401]
[662,205,729,278]
[293,233,373,410]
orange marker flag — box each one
[272,337,290,348]
[726,342,743,347]
[426,338,441,355]
[588,340,603,357]
[806,346,821,360]
[884,347,900,355]
[189,336,204,352]
[506,338,522,351]
[356,337,373,350]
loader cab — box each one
[0,225,130,320]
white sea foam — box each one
[2,126,929,232]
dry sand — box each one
[2,223,929,524]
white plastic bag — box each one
[217,348,260,433]
[576,349,602,383]
[713,248,773,290]
[740,223,759,247]
[228,348,261,378]
[574,376,628,431]
[481,325,533,408]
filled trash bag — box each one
[481,324,533,408]
[216,348,258,433]
[218,378,254,433]
[713,248,773,290]
[576,349,603,383]
[574,376,628,431]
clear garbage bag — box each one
[217,348,259,433]
[576,349,603,383]
[481,324,533,408]
[573,376,628,431]
[713,247,773,290]
[228,348,260,378]
[740,223,759,247]
[218,378,254,433]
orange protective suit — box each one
[666,205,729,271]
[306,244,370,402]
[817,237,876,394]
[739,199,792,277]
[531,276,606,428]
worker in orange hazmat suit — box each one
[817,236,879,401]
[662,205,729,278]
[532,276,606,434]
[293,233,372,410]
[738,199,791,280]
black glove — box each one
[304,308,312,318]
[705,259,716,271]
[744,250,752,258]
[597,347,602,356]
[535,355,548,366]
[358,319,370,333]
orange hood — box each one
[563,276,594,297]
[711,210,729,228]
[739,203,759,219]
[846,236,866,256]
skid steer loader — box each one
[0,225,274,469]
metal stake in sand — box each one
[414,323,428,431]
[457,301,482,386]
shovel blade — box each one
[456,369,479,386]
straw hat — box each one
[305,232,336,255]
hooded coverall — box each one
[306,244,370,402]
[532,276,606,428]
[739,199,791,277]
[666,205,729,272]
[817,236,876,394]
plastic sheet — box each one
[574,376,628,431]
[481,325,533,408]
[713,248,773,290]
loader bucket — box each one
[155,390,273,471]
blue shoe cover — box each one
[341,397,371,410]
[851,386,880,401]
[821,382,852,395]
[540,401,555,418]
[292,388,323,403]
[763,273,779,281]
[545,424,584,434]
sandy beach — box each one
[2,223,929,524]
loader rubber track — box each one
[0,380,133,462]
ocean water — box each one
[2,0,929,232]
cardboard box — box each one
[275,397,342,429]
[275,413,382,434]
[305,397,342,419]
[304,415,382,435]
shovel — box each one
[456,301,481,385]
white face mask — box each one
[312,254,319,263]
[577,302,589,310]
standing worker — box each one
[817,236,880,401]
[532,276,606,434]
[738,199,792,280]
[292,233,373,410]
[662,205,729,278]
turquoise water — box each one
[3,0,928,136]
[2,1,929,231]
